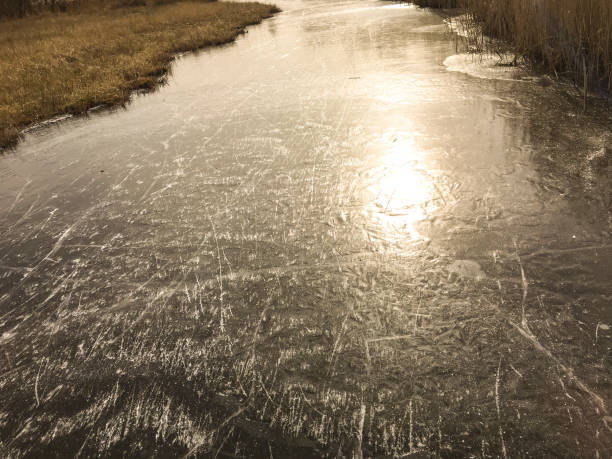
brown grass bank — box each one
[0,0,279,150]
[409,0,612,95]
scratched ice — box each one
[0,1,611,457]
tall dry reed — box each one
[412,0,612,93]
[464,0,612,92]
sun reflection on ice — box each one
[368,133,437,242]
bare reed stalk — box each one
[495,357,508,459]
[514,242,529,329]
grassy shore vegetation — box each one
[410,0,612,95]
[0,0,279,149]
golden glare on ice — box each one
[368,133,436,242]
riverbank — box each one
[409,0,612,97]
[0,0,279,150]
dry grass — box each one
[411,0,612,94]
[0,0,279,149]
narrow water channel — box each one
[0,1,611,456]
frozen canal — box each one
[0,0,611,456]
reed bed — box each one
[412,0,612,94]
[0,0,215,18]
[0,1,279,149]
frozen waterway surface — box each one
[0,1,611,457]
